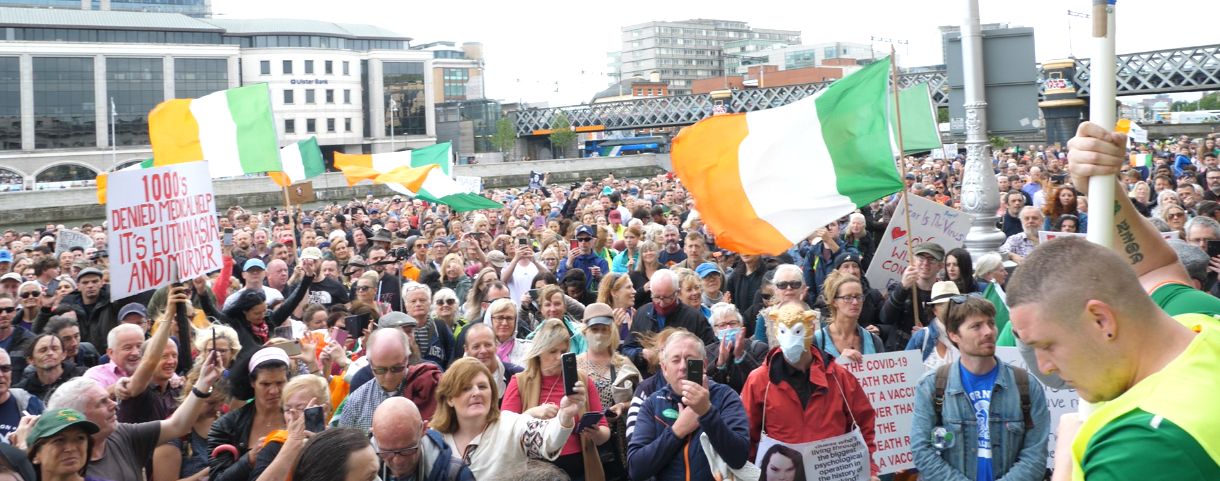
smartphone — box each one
[527,288,539,301]
[569,239,580,250]
[222,227,233,246]
[276,341,302,357]
[345,313,370,340]
[517,237,528,247]
[273,325,295,341]
[331,327,349,346]
[211,328,217,352]
[686,359,704,385]
[169,260,180,287]
[575,411,603,432]
[1207,240,1220,259]
[562,352,579,396]
[303,406,326,433]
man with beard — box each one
[880,242,943,351]
[999,206,1043,264]
[657,225,687,267]
[294,248,348,310]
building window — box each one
[107,57,163,147]
[305,89,315,104]
[345,118,352,132]
[285,119,295,134]
[327,118,336,132]
[344,89,351,104]
[325,89,334,103]
[0,58,19,150]
[174,58,227,99]
[282,60,293,74]
[324,60,333,75]
[284,90,294,104]
[32,57,96,149]
[442,68,469,101]
[305,60,314,74]
[382,61,426,136]
[343,61,350,75]
[259,60,270,75]
[306,118,316,133]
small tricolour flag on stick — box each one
[148,83,281,178]
[334,142,503,212]
[671,58,903,255]
[1129,153,1153,169]
[270,137,325,187]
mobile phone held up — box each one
[303,406,326,433]
[562,352,579,396]
[686,359,704,385]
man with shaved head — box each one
[337,326,440,430]
[370,397,473,481]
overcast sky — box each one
[212,0,1216,106]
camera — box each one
[391,247,410,259]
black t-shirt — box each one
[301,277,350,308]
[657,249,687,267]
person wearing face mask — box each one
[740,302,880,481]
[704,303,768,394]
[574,303,639,481]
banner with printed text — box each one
[865,194,969,292]
[841,350,924,474]
[106,161,222,300]
[995,347,1078,469]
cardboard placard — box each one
[106,162,222,299]
[841,350,924,474]
[287,181,316,205]
[995,347,1078,469]
[455,175,483,193]
[54,230,94,256]
[865,194,969,293]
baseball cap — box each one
[0,273,21,284]
[582,303,614,327]
[75,267,104,282]
[379,312,419,329]
[243,259,267,272]
[486,250,507,269]
[575,225,595,238]
[300,247,323,261]
[912,242,945,262]
[118,303,147,321]
[0,250,11,263]
[279,236,295,246]
[27,409,99,450]
[695,262,722,279]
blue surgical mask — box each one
[716,328,739,344]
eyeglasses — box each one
[371,364,407,376]
[482,297,508,306]
[760,293,774,301]
[372,438,420,459]
[651,293,676,303]
[19,291,40,299]
[490,315,516,324]
[435,298,456,306]
[1167,212,1186,219]
[0,365,11,373]
[774,281,803,291]
[835,295,865,303]
[576,237,594,243]
[357,285,373,291]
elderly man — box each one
[46,349,221,481]
[462,322,523,395]
[402,282,453,368]
[628,330,750,481]
[999,206,1043,264]
[114,287,192,423]
[337,326,441,430]
[370,397,473,481]
[0,348,45,441]
[623,269,716,373]
[82,324,143,391]
[265,259,290,296]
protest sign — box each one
[996,347,1078,469]
[865,194,969,292]
[54,230,93,256]
[841,350,924,474]
[106,161,222,300]
[1039,229,1178,243]
[286,181,316,205]
[455,175,483,193]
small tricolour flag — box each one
[148,83,281,178]
[1129,153,1153,169]
[335,142,503,212]
[270,137,325,187]
[671,58,903,254]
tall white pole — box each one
[109,97,117,170]
[389,97,397,153]
[960,0,1005,258]
[1086,0,1117,246]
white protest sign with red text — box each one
[106,161,221,299]
[841,350,924,474]
[865,194,969,292]
[996,347,1078,469]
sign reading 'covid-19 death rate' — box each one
[106,161,221,299]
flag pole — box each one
[890,47,922,328]
[282,185,297,239]
[1086,0,1117,247]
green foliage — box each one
[492,118,517,160]
[1171,92,1220,112]
[989,136,1012,151]
[548,113,577,158]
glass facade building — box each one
[174,58,228,99]
[107,57,162,146]
[383,61,425,136]
[0,0,211,17]
[0,57,19,150]
[442,68,469,101]
[32,57,95,149]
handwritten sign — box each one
[106,162,221,300]
[54,230,93,256]
[865,194,969,292]
[841,350,924,474]
[996,347,1078,469]
[1039,230,1178,243]
[455,175,483,193]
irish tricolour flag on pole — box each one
[335,142,502,212]
[672,58,903,254]
[148,84,281,178]
[270,137,325,187]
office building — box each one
[0,0,211,17]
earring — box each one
[1107,333,1114,338]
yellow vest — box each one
[1071,314,1220,480]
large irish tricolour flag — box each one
[148,84,281,178]
[672,57,903,255]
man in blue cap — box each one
[558,225,609,292]
[222,259,284,309]
[0,250,11,276]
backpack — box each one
[933,363,1033,430]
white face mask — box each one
[586,331,612,353]
[775,322,808,365]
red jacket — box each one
[741,348,879,476]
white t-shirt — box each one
[222,285,285,310]
[503,260,539,303]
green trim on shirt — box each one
[1082,408,1220,481]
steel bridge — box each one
[512,44,1220,136]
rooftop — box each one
[0,6,220,31]
[203,18,409,40]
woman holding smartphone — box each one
[250,375,330,480]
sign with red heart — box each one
[890,227,907,240]
[865,194,969,292]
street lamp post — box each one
[389,97,398,152]
[959,0,1006,258]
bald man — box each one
[338,328,441,431]
[371,397,473,481]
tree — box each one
[1171,92,1220,112]
[548,112,577,158]
[989,136,1011,152]
[492,118,517,161]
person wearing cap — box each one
[695,262,725,308]
[576,303,640,476]
[116,302,148,329]
[221,259,285,310]
[205,347,291,481]
[0,273,21,297]
[0,250,12,276]
[905,281,964,371]
[878,241,943,351]
[21,408,99,481]
[113,287,192,424]
[557,225,609,292]
[337,325,441,430]
[291,247,349,310]
[370,228,394,251]
[999,206,1044,265]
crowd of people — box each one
[0,126,1213,481]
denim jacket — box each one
[910,360,1050,481]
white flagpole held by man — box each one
[1086,0,1117,245]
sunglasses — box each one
[774,281,803,291]
[357,285,374,291]
[576,237,594,243]
[435,298,456,306]
[371,364,407,376]
[19,291,41,299]
[0,308,13,314]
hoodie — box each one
[380,429,474,481]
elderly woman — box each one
[25,408,99,481]
[504,319,610,480]
[973,252,1007,291]
[207,347,292,481]
[1161,203,1189,238]
[431,287,463,332]
[675,268,711,319]
[250,375,331,480]
[433,358,581,480]
[15,280,45,332]
[705,303,769,393]
[488,298,531,366]
[813,271,886,363]
[440,253,472,303]
[526,285,587,355]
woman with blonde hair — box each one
[596,272,636,341]
[440,253,472,302]
[431,287,463,332]
[353,271,390,316]
[627,241,661,308]
[488,298,530,366]
[813,270,885,364]
[433,358,582,480]
[250,374,331,480]
[503,319,611,480]
[463,267,501,322]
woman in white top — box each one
[432,357,582,479]
[489,298,531,365]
